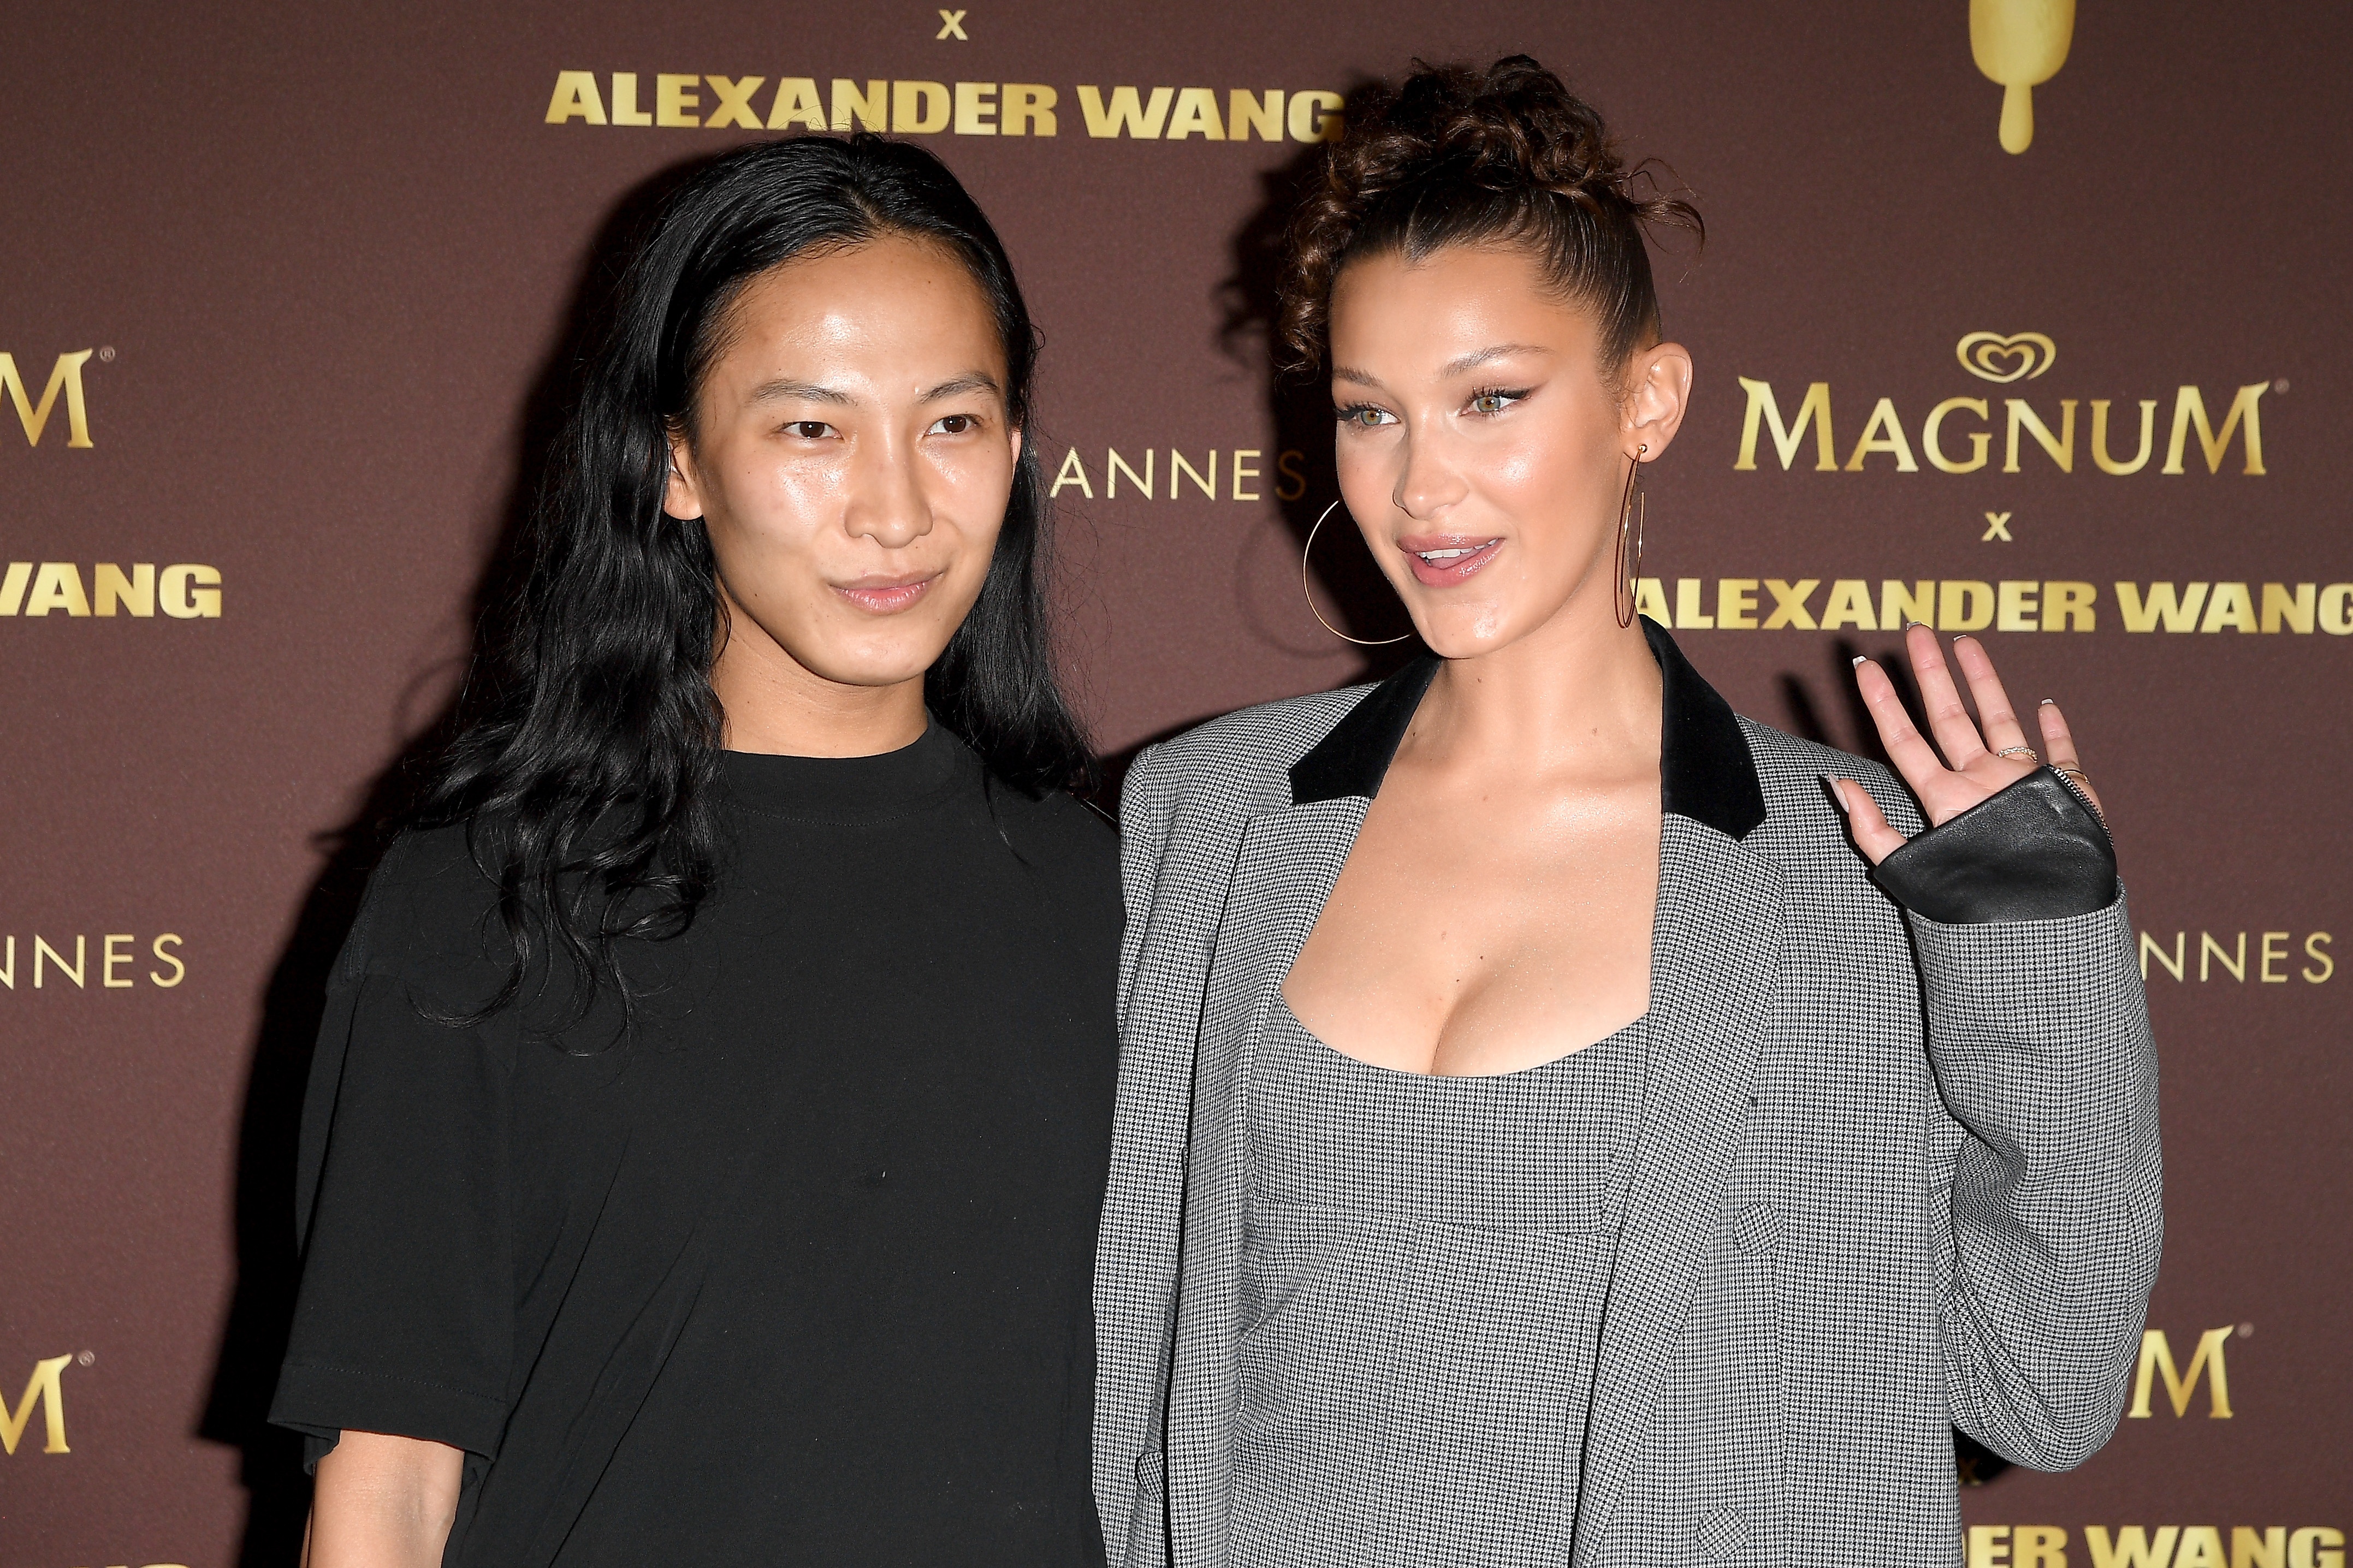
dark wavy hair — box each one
[419,134,1091,1024]
[1278,56,1702,375]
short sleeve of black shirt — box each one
[270,828,519,1463]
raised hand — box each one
[1833,622,2106,865]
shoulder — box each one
[368,821,497,912]
[991,779,1118,875]
[1736,715,1927,846]
[1122,682,1373,818]
[345,822,506,984]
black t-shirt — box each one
[270,726,1119,1566]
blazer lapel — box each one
[1571,812,1785,1565]
[1166,797,1367,1568]
[1165,658,1441,1568]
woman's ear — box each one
[1623,341,1694,462]
[663,424,707,521]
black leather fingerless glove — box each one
[1868,768,2117,923]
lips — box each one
[833,574,938,614]
[1397,534,1503,586]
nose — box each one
[843,428,935,551]
[1392,422,1468,522]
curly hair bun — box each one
[1278,55,1700,373]
[1380,56,1623,202]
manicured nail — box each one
[1851,655,1868,667]
[2039,697,2056,706]
[1827,779,1850,813]
[1905,619,1924,630]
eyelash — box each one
[1333,387,1532,427]
[782,414,983,440]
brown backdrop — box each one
[5,4,2345,1565]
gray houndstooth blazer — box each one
[1095,620,2161,1567]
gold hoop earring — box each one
[1302,499,1414,646]
[1614,444,1649,629]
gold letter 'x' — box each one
[1982,511,2013,541]
[937,9,969,39]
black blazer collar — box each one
[1286,617,1767,841]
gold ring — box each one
[2052,766,2106,825]
[1996,745,2040,762]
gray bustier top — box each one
[1231,995,1648,1567]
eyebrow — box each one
[744,371,1004,406]
[1439,342,1551,378]
[1330,343,1552,391]
[747,377,855,406]
[919,371,1003,402]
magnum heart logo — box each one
[1955,330,2057,382]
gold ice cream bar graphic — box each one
[1971,0,2075,152]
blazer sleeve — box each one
[1913,894,2163,1470]
[1094,743,1186,1567]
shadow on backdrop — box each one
[195,152,732,1567]
[1219,118,1424,680]
[1779,634,1923,768]
[1093,116,1416,812]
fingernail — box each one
[1904,619,1924,629]
[1851,655,1868,667]
[1826,779,1850,813]
[2039,697,2055,706]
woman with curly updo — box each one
[1095,57,2158,1566]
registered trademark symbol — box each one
[78,1350,95,1365]
[98,346,116,362]
[2273,378,2289,394]
[2237,1322,2254,1338]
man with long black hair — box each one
[271,135,1113,1567]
